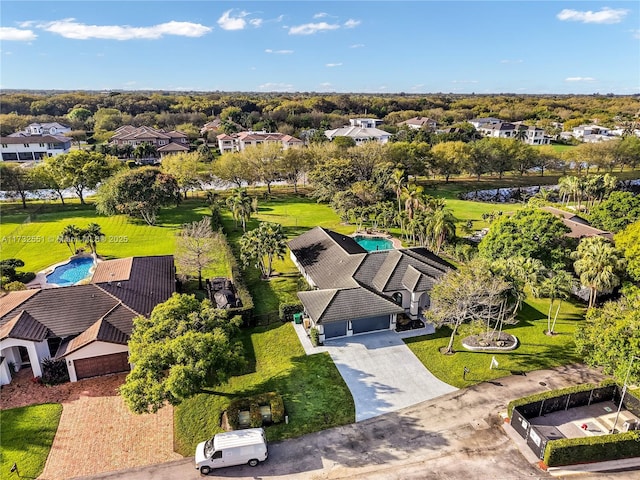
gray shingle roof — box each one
[291,229,453,324]
[288,227,366,289]
[298,287,403,324]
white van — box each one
[195,428,268,475]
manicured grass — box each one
[0,403,63,478]
[405,296,585,388]
[0,199,229,279]
[174,321,354,456]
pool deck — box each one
[28,254,101,289]
[351,230,403,249]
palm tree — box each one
[571,237,626,308]
[539,270,575,335]
[403,184,425,220]
[388,169,406,218]
[514,126,527,142]
[427,209,457,253]
[82,223,104,255]
[226,188,253,232]
[58,224,81,254]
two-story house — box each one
[397,117,437,131]
[215,131,303,153]
[1,135,71,161]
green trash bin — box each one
[293,313,303,324]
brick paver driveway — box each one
[39,387,181,480]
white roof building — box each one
[324,126,391,145]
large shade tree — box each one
[615,221,640,282]
[575,284,640,385]
[46,150,121,204]
[120,294,245,414]
[95,167,181,225]
[479,209,573,269]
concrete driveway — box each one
[324,331,457,421]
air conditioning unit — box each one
[621,420,638,432]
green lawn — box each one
[0,199,229,279]
[405,296,585,388]
[173,321,354,456]
[0,403,62,478]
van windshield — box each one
[204,438,215,458]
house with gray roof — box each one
[0,255,175,384]
[289,227,452,342]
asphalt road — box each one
[74,364,639,480]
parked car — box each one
[195,428,268,475]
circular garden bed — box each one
[461,332,519,351]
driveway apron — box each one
[325,330,457,421]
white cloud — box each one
[0,27,37,41]
[218,10,249,30]
[38,18,211,40]
[565,77,595,82]
[344,19,361,28]
[500,59,523,64]
[320,82,332,87]
[631,29,640,39]
[250,19,263,27]
[325,62,343,67]
[350,43,365,48]
[258,82,294,91]
[289,22,340,35]
[557,7,629,24]
[265,49,293,54]
[313,12,329,19]
[452,80,478,84]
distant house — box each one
[349,118,383,128]
[289,227,452,342]
[109,125,189,150]
[0,256,175,385]
[216,131,303,153]
[1,135,71,161]
[572,125,611,139]
[540,206,613,241]
[517,125,550,145]
[397,117,437,131]
[477,122,517,139]
[9,122,71,138]
[468,117,503,129]
[200,119,223,135]
[324,126,391,145]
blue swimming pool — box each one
[353,235,394,252]
[46,257,95,286]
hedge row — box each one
[507,382,601,418]
[544,431,640,467]
[226,392,285,430]
[216,231,254,324]
[279,301,303,322]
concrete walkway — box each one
[321,330,457,421]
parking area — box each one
[530,400,640,438]
[324,330,457,421]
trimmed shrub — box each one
[270,394,285,423]
[3,281,26,291]
[310,327,320,347]
[544,431,640,467]
[41,358,69,385]
[279,301,303,322]
[226,392,285,430]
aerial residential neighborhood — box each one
[1,1,639,480]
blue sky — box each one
[1,1,638,94]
